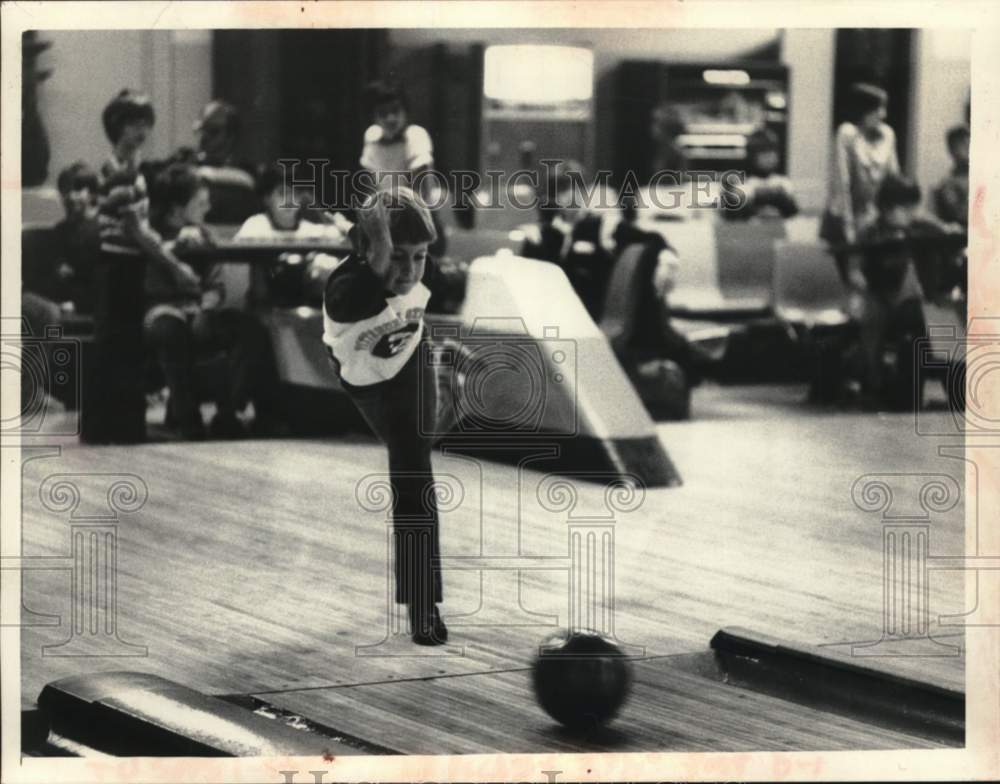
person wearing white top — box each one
[359,81,446,257]
[822,83,901,255]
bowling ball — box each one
[531,629,633,731]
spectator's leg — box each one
[887,297,927,411]
[145,310,203,439]
[857,292,889,404]
[196,309,281,432]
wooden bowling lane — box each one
[20,383,965,716]
[254,657,952,754]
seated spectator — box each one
[20,162,103,414]
[721,128,799,220]
[235,163,347,241]
[145,163,281,439]
[23,161,101,319]
[610,197,717,385]
[845,174,956,408]
[520,161,615,320]
[234,163,348,307]
[933,124,970,228]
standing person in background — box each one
[360,80,446,256]
[933,125,970,229]
[821,83,900,281]
[843,174,961,409]
[360,81,434,188]
[154,100,257,225]
[191,100,258,225]
[87,89,195,443]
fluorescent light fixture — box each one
[676,134,748,147]
[484,45,594,103]
[702,69,751,86]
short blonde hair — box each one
[352,185,437,258]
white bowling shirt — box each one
[322,255,432,389]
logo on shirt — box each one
[371,323,420,358]
[354,307,425,352]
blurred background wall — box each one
[36,30,212,181]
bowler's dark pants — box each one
[348,346,443,608]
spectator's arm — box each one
[122,214,201,297]
[829,125,857,242]
[406,126,434,172]
[653,247,681,300]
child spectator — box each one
[235,163,347,241]
[520,161,615,320]
[361,81,434,189]
[610,196,717,386]
[145,163,281,439]
[86,89,197,443]
[845,175,955,408]
[21,162,102,413]
[821,83,900,280]
[233,163,348,308]
[933,125,970,228]
[22,162,101,318]
[360,80,446,256]
[721,128,798,220]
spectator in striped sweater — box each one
[87,89,199,443]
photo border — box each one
[2,2,998,782]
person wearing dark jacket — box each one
[520,161,615,321]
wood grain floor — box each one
[17,383,967,751]
[261,659,949,754]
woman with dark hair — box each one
[821,83,901,278]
